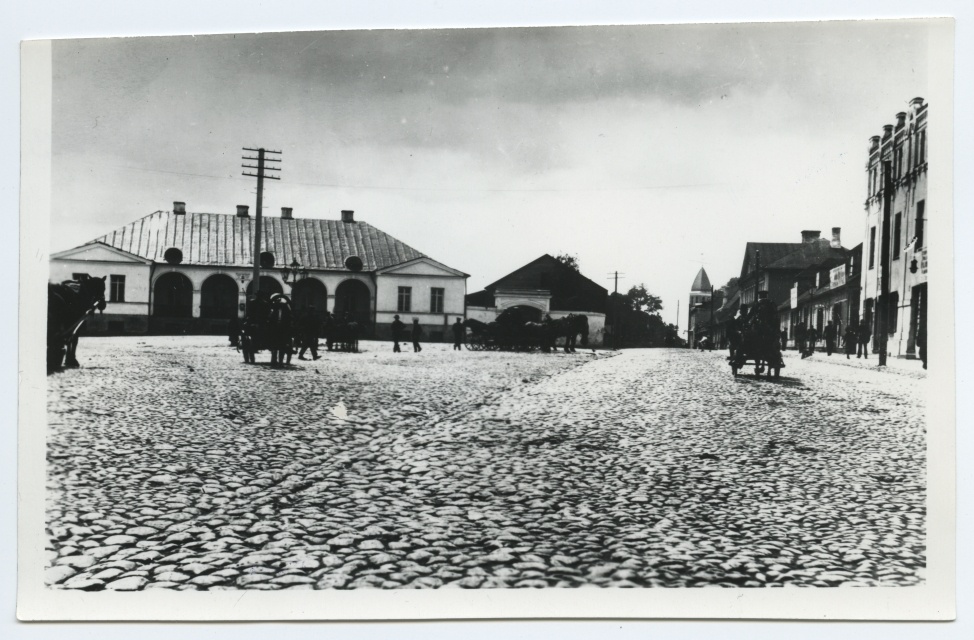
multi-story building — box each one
[860,97,928,361]
[50,203,469,341]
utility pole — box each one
[606,271,624,349]
[878,159,893,366]
[242,147,281,300]
[710,284,716,346]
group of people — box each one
[389,315,466,352]
[792,317,872,360]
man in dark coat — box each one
[452,317,464,351]
[844,323,858,359]
[804,325,819,358]
[795,323,807,357]
[391,314,405,353]
[297,306,320,360]
[411,318,423,352]
[857,318,871,359]
[824,321,837,356]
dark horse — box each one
[47,275,106,373]
[546,314,589,353]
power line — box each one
[94,162,719,193]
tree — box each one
[554,253,580,272]
[625,284,663,314]
[721,276,740,294]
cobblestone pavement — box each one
[45,338,926,590]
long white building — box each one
[50,204,469,341]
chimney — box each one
[882,124,893,139]
[869,135,881,153]
[341,210,355,223]
[801,230,821,244]
[910,96,925,113]
[236,205,249,218]
[173,201,186,215]
[831,227,842,249]
[895,112,907,129]
[281,207,293,220]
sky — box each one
[51,20,937,326]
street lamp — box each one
[281,258,309,285]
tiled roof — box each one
[765,241,847,270]
[744,242,804,268]
[92,210,426,271]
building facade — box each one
[50,204,468,340]
[465,254,608,346]
[859,97,928,360]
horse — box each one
[47,275,106,373]
[546,314,589,353]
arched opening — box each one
[500,305,543,324]
[200,274,239,319]
[290,278,327,313]
[334,279,371,325]
[153,272,193,317]
[245,276,284,314]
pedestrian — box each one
[857,318,871,359]
[391,314,405,353]
[916,320,927,370]
[779,329,788,351]
[805,325,819,358]
[452,317,464,351]
[795,323,807,356]
[844,323,857,359]
[411,318,423,352]
[297,306,320,361]
[227,316,240,348]
[824,320,837,356]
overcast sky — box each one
[51,20,937,324]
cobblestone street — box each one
[45,338,927,590]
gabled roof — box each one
[51,241,153,264]
[484,254,608,294]
[690,267,711,293]
[89,210,428,272]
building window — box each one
[430,287,444,314]
[893,212,902,259]
[894,145,903,178]
[868,226,876,269]
[397,286,412,312]
[915,200,925,250]
[71,272,89,281]
[915,130,926,166]
[110,275,126,302]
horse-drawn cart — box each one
[728,326,784,378]
[464,310,589,353]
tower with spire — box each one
[689,267,712,307]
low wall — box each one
[465,306,606,347]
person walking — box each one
[824,320,837,356]
[804,325,819,358]
[779,328,788,351]
[857,318,871,359]
[795,323,807,357]
[844,323,858,359]
[297,306,320,361]
[391,314,405,353]
[411,318,423,352]
[452,317,464,351]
